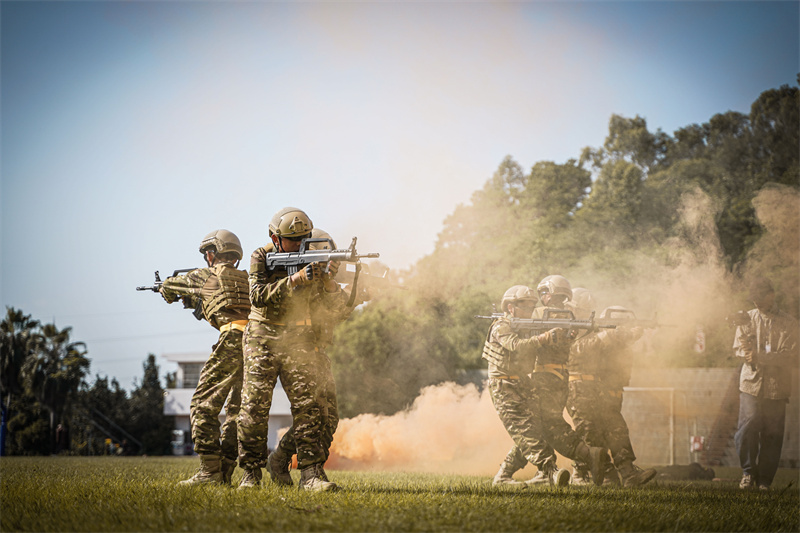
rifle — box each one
[335,264,405,291]
[475,307,616,337]
[136,269,203,320]
[265,237,379,275]
[136,269,195,292]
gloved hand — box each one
[325,260,340,279]
[290,262,321,288]
[537,328,568,346]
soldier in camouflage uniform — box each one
[266,228,355,487]
[237,208,350,492]
[485,285,575,488]
[566,290,657,487]
[159,230,250,485]
[497,276,611,487]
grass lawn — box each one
[1,456,798,532]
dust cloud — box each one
[326,183,798,474]
[327,381,530,476]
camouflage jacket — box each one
[160,262,250,330]
[569,327,641,390]
[483,316,547,377]
[734,306,799,399]
[247,244,350,336]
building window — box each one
[181,363,204,389]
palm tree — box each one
[0,308,41,456]
[21,323,90,453]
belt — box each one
[534,364,567,380]
[569,374,595,382]
[266,318,313,327]
[219,320,248,333]
[493,375,520,381]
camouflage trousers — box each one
[189,328,243,462]
[274,350,338,462]
[519,371,586,464]
[488,377,557,471]
[237,321,336,470]
[568,380,635,465]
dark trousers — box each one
[734,392,787,487]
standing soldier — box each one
[485,285,573,487]
[733,277,799,491]
[237,208,350,492]
[566,290,657,487]
[160,230,250,485]
[266,228,353,487]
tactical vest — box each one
[202,264,251,319]
[482,321,515,374]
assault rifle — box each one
[265,237,379,275]
[136,269,195,292]
[596,309,676,329]
[136,269,203,320]
[335,264,405,291]
[475,307,615,337]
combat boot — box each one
[267,449,294,486]
[618,462,656,488]
[526,467,570,487]
[299,463,338,492]
[579,445,610,486]
[492,460,524,487]
[178,454,223,486]
[221,457,237,486]
[237,467,262,489]
[571,463,592,486]
[603,462,621,486]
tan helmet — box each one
[309,228,337,250]
[199,229,243,260]
[269,207,313,238]
[501,285,538,311]
[537,275,572,301]
[568,287,596,319]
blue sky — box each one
[2,1,798,389]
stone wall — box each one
[623,367,799,467]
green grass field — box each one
[1,457,798,532]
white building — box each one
[162,352,293,455]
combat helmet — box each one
[537,275,572,302]
[501,285,538,312]
[269,207,313,239]
[308,228,337,250]
[568,287,596,319]
[199,230,243,260]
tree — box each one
[0,308,41,455]
[127,354,173,455]
[21,323,90,453]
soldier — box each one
[237,208,350,492]
[485,285,588,487]
[508,275,610,486]
[566,290,657,487]
[160,230,250,485]
[733,277,799,490]
[266,228,353,487]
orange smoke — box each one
[326,381,536,475]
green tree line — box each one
[329,79,800,418]
[0,308,174,456]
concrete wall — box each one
[622,367,799,467]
